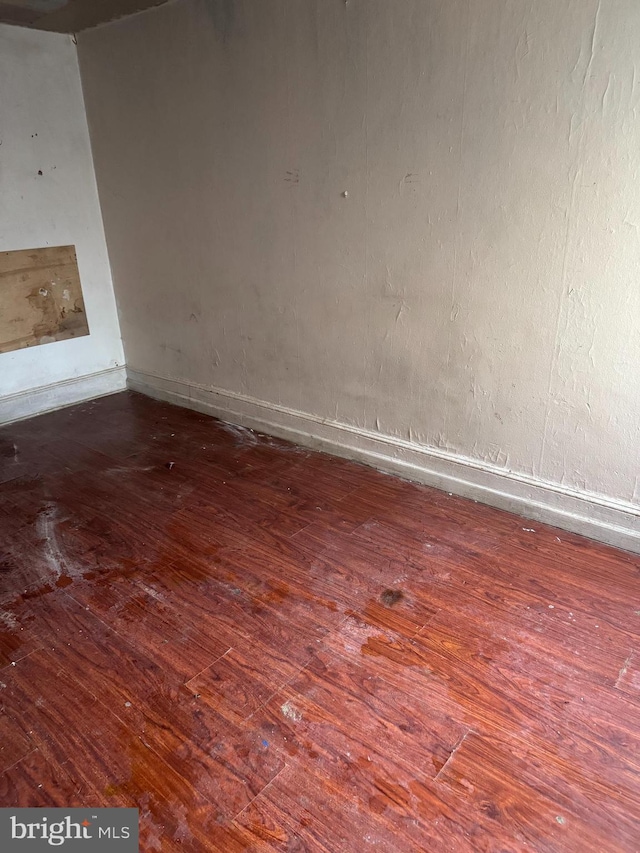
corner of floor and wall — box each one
[2,1,639,556]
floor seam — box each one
[243,651,320,725]
[184,647,233,688]
[614,651,634,689]
[0,647,43,672]
[0,747,38,777]
[434,730,471,782]
[231,762,288,822]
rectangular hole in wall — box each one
[0,244,89,354]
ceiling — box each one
[0,0,171,33]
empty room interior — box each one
[1,0,639,849]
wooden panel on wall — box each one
[0,245,89,354]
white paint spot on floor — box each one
[0,611,18,631]
[171,803,193,843]
[36,503,82,583]
[219,422,258,446]
[281,700,302,723]
[105,465,154,475]
[139,583,164,602]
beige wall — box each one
[78,0,640,542]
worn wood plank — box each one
[0,391,639,851]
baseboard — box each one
[127,367,640,555]
[1,366,127,425]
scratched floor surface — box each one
[0,391,638,851]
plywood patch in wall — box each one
[0,245,89,354]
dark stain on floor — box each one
[380,589,403,607]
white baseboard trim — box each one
[127,367,640,555]
[1,366,127,425]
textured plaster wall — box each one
[78,0,640,507]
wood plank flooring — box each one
[0,390,638,851]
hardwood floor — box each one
[0,390,638,851]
